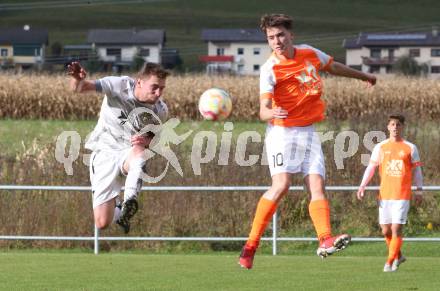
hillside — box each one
[0,0,439,69]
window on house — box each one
[431,66,440,73]
[388,49,394,59]
[237,48,244,55]
[106,48,121,56]
[253,48,260,55]
[1,49,7,57]
[431,49,440,57]
[253,64,260,71]
[409,49,420,57]
[369,65,380,73]
[370,49,381,58]
[13,45,40,56]
[139,48,150,57]
[216,48,225,56]
[237,64,244,73]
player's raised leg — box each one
[306,174,351,258]
[90,151,125,230]
[94,198,122,229]
[239,173,290,269]
[117,144,147,233]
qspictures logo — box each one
[55,109,389,182]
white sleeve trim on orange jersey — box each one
[296,44,333,70]
[360,163,377,187]
[369,142,382,165]
[259,58,276,95]
[408,142,421,164]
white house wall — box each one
[346,46,440,78]
[346,48,369,66]
[208,42,271,75]
[96,45,161,63]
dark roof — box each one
[0,27,48,44]
[87,29,165,45]
[201,29,266,43]
[343,31,440,49]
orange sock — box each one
[387,236,403,264]
[309,199,332,241]
[385,234,392,247]
[385,234,402,259]
[247,197,277,248]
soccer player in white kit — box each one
[357,114,423,272]
[239,14,377,269]
[68,61,169,233]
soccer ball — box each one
[198,88,232,120]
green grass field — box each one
[1,249,440,291]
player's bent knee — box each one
[266,183,290,201]
[271,180,290,194]
[94,217,112,230]
[381,228,391,237]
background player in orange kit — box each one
[239,13,377,269]
[357,114,423,272]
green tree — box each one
[85,50,104,73]
[393,55,427,76]
[131,55,145,71]
[50,41,63,56]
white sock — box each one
[112,206,122,223]
[124,158,145,201]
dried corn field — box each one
[1,74,440,120]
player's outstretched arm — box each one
[357,163,377,200]
[327,61,376,86]
[67,61,96,93]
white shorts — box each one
[265,124,325,178]
[379,200,410,225]
[89,149,130,209]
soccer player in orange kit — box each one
[239,13,376,269]
[357,114,423,272]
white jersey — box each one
[85,76,168,152]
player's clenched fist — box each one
[67,61,87,81]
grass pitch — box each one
[1,251,440,291]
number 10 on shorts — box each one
[272,153,284,167]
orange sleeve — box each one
[321,56,334,72]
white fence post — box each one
[272,210,277,256]
[94,225,99,255]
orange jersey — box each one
[259,44,333,127]
[370,139,422,200]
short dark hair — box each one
[137,62,170,80]
[388,114,405,124]
[260,14,293,34]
